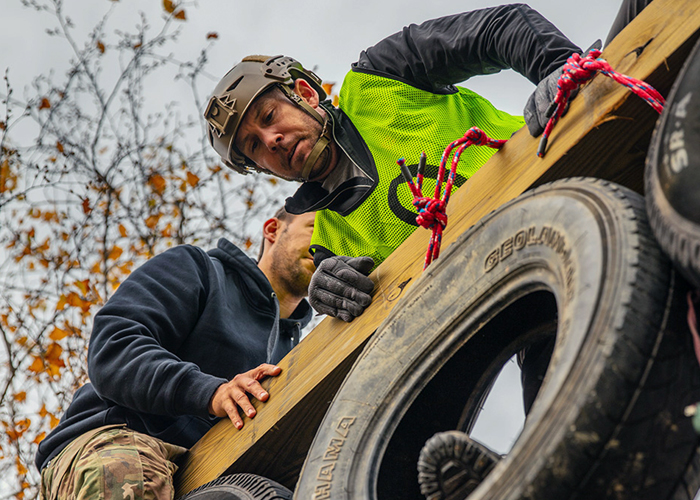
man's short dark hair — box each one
[257,207,292,261]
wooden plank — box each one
[175,0,700,493]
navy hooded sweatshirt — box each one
[35,238,312,470]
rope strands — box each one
[538,48,666,157]
[400,51,664,269]
[398,127,507,269]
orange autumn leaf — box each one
[82,198,91,214]
[66,292,91,313]
[96,40,105,54]
[174,9,186,20]
[16,457,28,476]
[56,141,64,153]
[47,363,62,378]
[43,210,58,222]
[28,356,44,373]
[148,173,166,195]
[49,413,60,429]
[163,0,175,13]
[39,98,51,110]
[6,419,31,444]
[0,158,17,193]
[75,279,90,295]
[322,82,335,96]
[33,432,46,445]
[244,238,253,250]
[116,261,133,276]
[145,214,161,229]
[49,327,70,341]
[206,32,219,39]
[6,429,19,442]
[118,224,128,237]
[13,392,26,402]
[45,342,64,363]
[108,246,123,261]
[186,171,199,187]
[56,294,68,311]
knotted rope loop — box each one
[398,127,507,269]
[538,49,665,157]
[414,198,447,230]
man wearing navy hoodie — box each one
[35,209,316,499]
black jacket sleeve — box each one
[87,245,226,418]
[353,4,581,92]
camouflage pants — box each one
[40,425,187,500]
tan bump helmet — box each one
[204,55,327,175]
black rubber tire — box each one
[645,36,700,289]
[294,178,700,500]
[177,473,292,500]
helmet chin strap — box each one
[300,118,332,181]
[279,85,334,182]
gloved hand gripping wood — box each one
[309,256,375,322]
[524,40,603,138]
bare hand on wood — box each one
[208,363,282,429]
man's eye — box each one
[251,139,259,154]
[264,110,273,124]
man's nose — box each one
[261,129,283,152]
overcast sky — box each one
[2,0,622,117]
[1,0,625,461]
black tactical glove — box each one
[524,40,602,137]
[309,256,375,322]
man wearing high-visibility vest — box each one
[206,2,651,323]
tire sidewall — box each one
[295,179,654,500]
[645,36,700,289]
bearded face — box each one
[267,213,316,297]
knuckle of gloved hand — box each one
[311,297,335,316]
[313,286,333,302]
[344,301,363,318]
[312,287,334,305]
[317,272,339,290]
[358,277,375,294]
[334,265,357,282]
[319,257,341,273]
[338,311,354,322]
[357,291,372,307]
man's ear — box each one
[262,218,282,248]
[293,79,320,108]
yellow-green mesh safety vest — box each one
[310,71,525,267]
